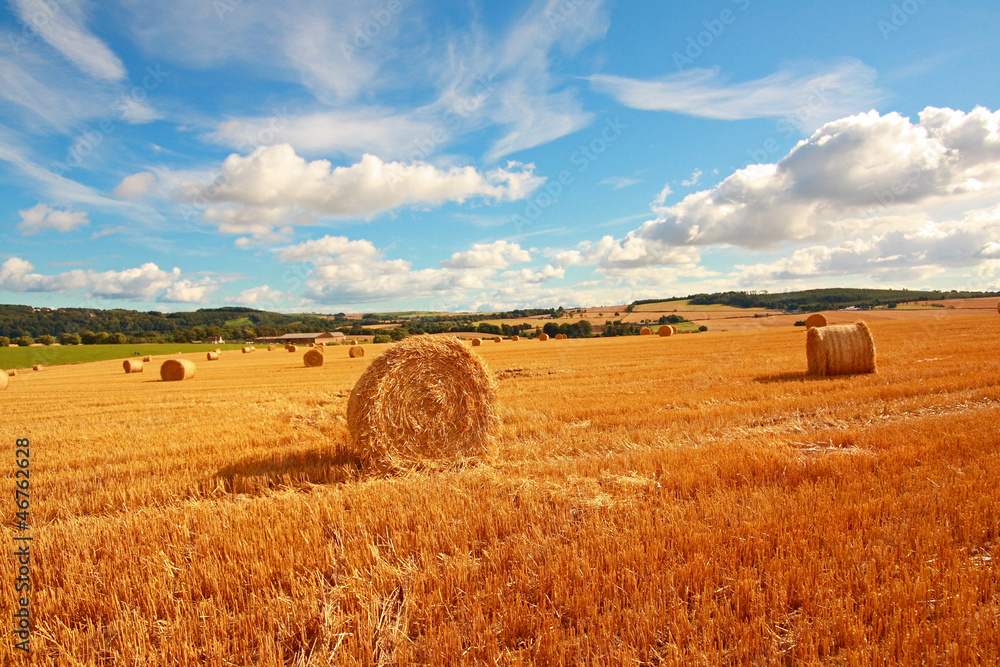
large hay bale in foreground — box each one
[640,327,652,336]
[807,321,876,377]
[160,359,195,382]
[539,333,549,341]
[286,345,298,353]
[805,313,828,329]
[349,346,365,358]
[206,351,220,361]
[346,336,498,466]
[0,372,7,391]
[471,338,482,347]
[123,359,143,374]
[511,335,519,341]
[303,349,325,367]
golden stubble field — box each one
[2,316,1000,665]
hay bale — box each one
[346,336,498,466]
[206,351,220,361]
[242,346,252,353]
[349,340,358,346]
[807,321,876,377]
[160,359,195,382]
[33,365,42,372]
[268,345,275,351]
[493,336,502,343]
[557,333,568,340]
[6,369,16,377]
[286,345,298,353]
[123,359,143,374]
[0,371,7,391]
[215,349,221,354]
[805,313,828,329]
[539,333,549,341]
[303,349,325,367]
[349,346,365,358]
[143,355,153,362]
[471,338,482,347]
[658,325,674,337]
[511,335,519,341]
[640,327,652,336]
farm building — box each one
[255,331,346,346]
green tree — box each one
[36,334,56,345]
[373,334,391,344]
[14,335,34,346]
[0,336,9,347]
[60,333,82,345]
[109,333,128,344]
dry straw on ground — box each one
[805,313,828,328]
[303,349,325,367]
[349,346,365,358]
[160,359,195,382]
[286,345,297,353]
[346,335,498,467]
[0,371,7,391]
[122,359,143,374]
[539,333,549,341]
[206,352,220,361]
[640,327,652,336]
[807,321,876,377]
[143,355,153,362]
[471,338,482,347]
[658,325,674,337]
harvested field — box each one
[2,319,1000,665]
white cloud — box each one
[682,169,702,187]
[17,203,89,234]
[12,0,127,81]
[0,258,181,300]
[588,60,882,128]
[598,176,640,190]
[226,285,294,307]
[440,240,532,269]
[113,172,157,200]
[276,236,379,262]
[160,278,218,303]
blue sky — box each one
[1,0,999,313]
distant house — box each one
[254,331,346,345]
[208,336,225,345]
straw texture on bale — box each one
[122,359,143,374]
[807,321,876,377]
[346,335,498,466]
[143,355,153,362]
[511,335,519,341]
[349,346,365,358]
[33,365,42,371]
[640,327,652,335]
[286,345,297,352]
[160,359,196,382]
[0,371,7,391]
[206,351,220,361]
[471,338,482,347]
[805,313,828,329]
[658,325,674,337]
[303,349,325,367]
[493,336,502,343]
[539,333,549,341]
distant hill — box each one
[631,288,996,313]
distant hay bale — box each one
[286,345,297,353]
[807,321,876,377]
[511,335,519,341]
[805,313,828,329]
[0,372,7,391]
[33,365,42,372]
[539,333,549,341]
[303,349,325,367]
[471,338,482,347]
[640,327,652,336]
[122,359,143,374]
[493,336,502,343]
[242,346,252,353]
[349,340,358,346]
[215,349,221,354]
[349,346,365,358]
[658,325,673,337]
[6,369,16,377]
[143,355,153,362]
[309,343,315,347]
[206,351,220,361]
[268,345,275,351]
[346,335,498,466]
[160,359,195,382]
[555,333,568,340]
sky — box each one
[1,0,999,314]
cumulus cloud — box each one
[440,240,532,269]
[160,278,218,303]
[0,257,182,300]
[226,285,294,307]
[18,203,89,234]
[588,60,882,127]
[113,172,157,200]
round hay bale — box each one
[493,336,502,343]
[471,338,482,347]
[242,346,252,353]
[123,359,143,374]
[143,355,153,362]
[539,333,549,341]
[346,336,498,466]
[805,313,828,329]
[640,327,652,336]
[303,349,325,367]
[511,335,519,341]
[33,365,42,372]
[215,349,221,353]
[557,333,568,340]
[268,345,275,351]
[349,340,358,346]
[658,325,674,337]
[0,371,8,391]
[286,345,298,353]
[6,368,16,377]
[160,359,195,382]
[309,343,315,348]
[206,351,220,361]
[349,346,365,358]
[807,321,876,377]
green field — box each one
[0,343,248,370]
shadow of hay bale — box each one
[209,447,365,494]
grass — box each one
[0,343,248,370]
[2,316,999,664]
